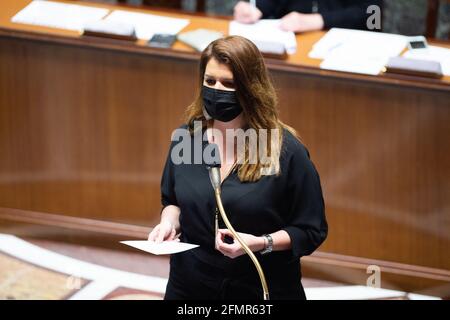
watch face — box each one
[260,234,273,255]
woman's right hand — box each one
[233,1,262,24]
[148,220,178,243]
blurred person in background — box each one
[233,0,382,32]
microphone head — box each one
[208,166,221,191]
[205,143,221,191]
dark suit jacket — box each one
[256,0,382,30]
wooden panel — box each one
[0,36,196,226]
[0,207,150,238]
[302,252,450,298]
[272,71,450,270]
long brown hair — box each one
[185,35,298,182]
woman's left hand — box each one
[215,229,264,259]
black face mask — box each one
[202,86,242,122]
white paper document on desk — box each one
[310,28,407,60]
[104,10,190,41]
[11,0,110,32]
[120,240,199,255]
[229,20,297,54]
[403,46,450,76]
[310,28,408,75]
[320,55,387,75]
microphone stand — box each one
[207,164,270,300]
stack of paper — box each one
[104,10,190,41]
[403,46,450,76]
[11,0,110,32]
[229,20,297,55]
[310,28,408,75]
[83,20,136,37]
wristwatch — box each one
[260,234,273,255]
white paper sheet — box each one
[104,10,190,41]
[120,240,199,255]
[320,55,387,76]
[403,46,450,76]
[309,28,407,60]
[11,0,109,32]
[229,20,297,54]
[311,28,408,75]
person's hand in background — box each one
[280,12,324,33]
[233,1,262,24]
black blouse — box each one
[160,124,327,292]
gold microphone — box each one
[207,161,270,300]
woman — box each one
[148,36,327,300]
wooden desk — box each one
[1,0,449,294]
